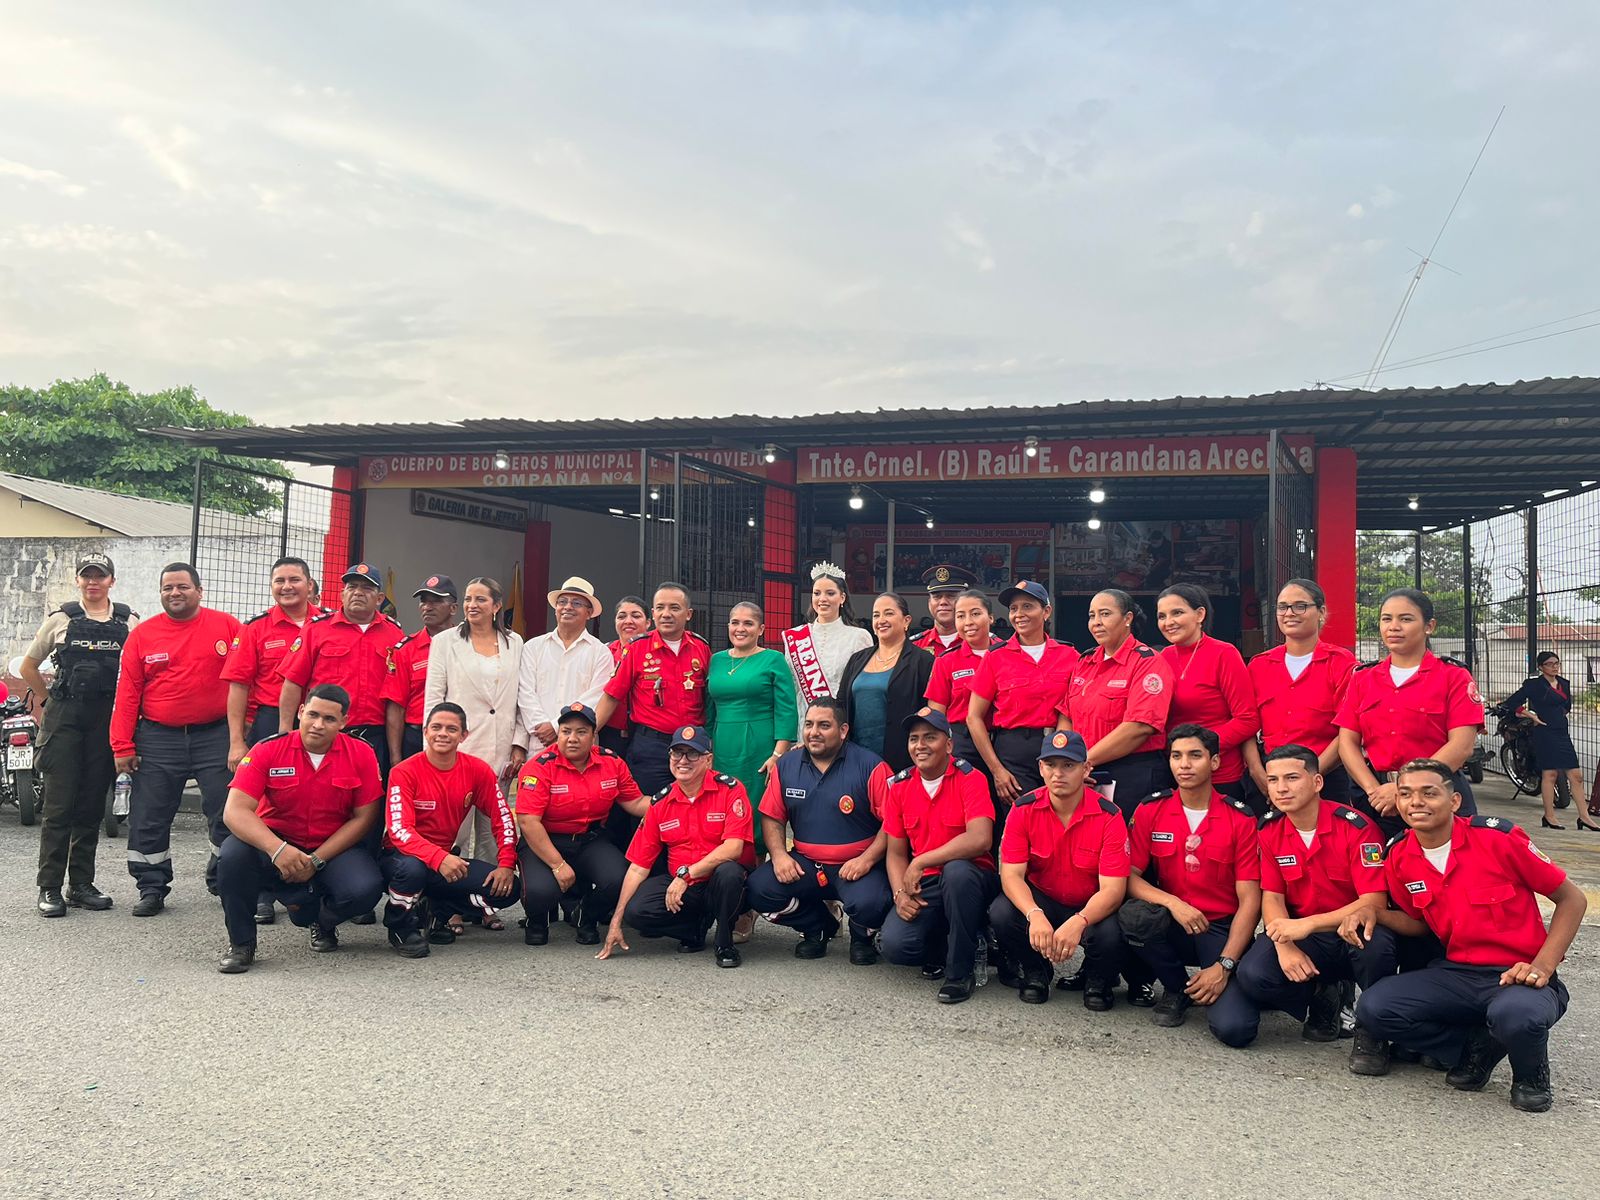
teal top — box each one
[705,648,801,805]
[848,668,890,764]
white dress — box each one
[784,617,872,737]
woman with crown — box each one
[780,562,873,733]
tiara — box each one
[810,561,845,582]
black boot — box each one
[37,888,66,918]
[1509,1057,1554,1113]
[1303,979,1342,1042]
[1349,1030,1391,1076]
[1446,1026,1508,1092]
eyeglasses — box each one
[1184,833,1202,872]
[669,748,705,762]
[1275,601,1317,615]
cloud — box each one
[944,216,996,273]
[0,156,85,197]
[1347,202,1365,219]
[116,115,199,193]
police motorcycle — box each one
[1487,701,1571,806]
[0,669,39,825]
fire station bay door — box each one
[1263,429,1315,647]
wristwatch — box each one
[675,865,692,881]
[309,852,327,873]
[1218,955,1237,973]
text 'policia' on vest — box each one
[50,601,133,701]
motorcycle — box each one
[1487,702,1572,806]
[1,687,40,825]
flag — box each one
[381,566,398,619]
[508,561,526,637]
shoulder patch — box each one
[1226,797,1252,815]
[716,772,737,785]
[1260,808,1285,823]
[1437,654,1469,669]
[534,748,559,764]
[652,784,674,803]
[890,766,915,784]
[953,757,976,774]
[1139,789,1175,806]
[1471,815,1517,835]
[1333,804,1372,830]
[597,746,618,757]
[628,632,653,644]
[310,612,335,624]
[255,731,292,745]
[1095,795,1120,817]
[1385,830,1407,849]
[1134,644,1155,657]
[245,610,271,625]
[1355,659,1382,671]
[395,632,418,648]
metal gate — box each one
[1262,430,1315,645]
[189,459,360,619]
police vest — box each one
[50,601,132,701]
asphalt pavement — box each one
[0,806,1597,1200]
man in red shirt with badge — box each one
[380,700,517,958]
[1349,759,1586,1112]
[598,724,752,969]
[595,582,710,801]
[112,562,242,915]
[1208,743,1395,1049]
[1121,723,1262,1029]
[880,709,998,1004]
[516,702,647,947]
[215,683,384,972]
[277,562,406,779]
[382,574,458,769]
[912,564,976,655]
[990,730,1129,1010]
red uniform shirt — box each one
[969,638,1074,729]
[1056,637,1173,755]
[882,758,997,873]
[1161,636,1260,784]
[379,628,434,725]
[1130,790,1261,922]
[231,730,382,848]
[277,610,406,728]
[1387,816,1567,966]
[385,750,516,870]
[924,640,1001,724]
[1248,641,1357,757]
[516,745,643,833]
[625,771,755,879]
[1000,786,1130,906]
[913,627,961,656]
[1334,653,1484,773]
[604,630,710,735]
[1257,802,1387,918]
[604,639,629,730]
[221,606,309,723]
[111,607,242,756]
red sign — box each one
[359,449,773,489]
[796,436,1313,484]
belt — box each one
[140,716,226,734]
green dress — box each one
[705,648,800,851]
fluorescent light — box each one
[1087,514,1102,531]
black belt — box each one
[140,716,226,734]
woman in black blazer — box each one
[837,593,936,774]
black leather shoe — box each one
[1446,1026,1507,1092]
[1057,967,1087,991]
[849,934,879,966]
[1127,981,1157,1008]
[254,899,276,925]
[1349,1030,1391,1076]
[994,951,1024,990]
[1510,1060,1554,1113]
[389,928,430,959]
[937,976,976,1004]
[309,924,339,952]
[1303,979,1342,1042]
[920,963,945,980]
[575,923,600,946]
[65,883,113,911]
[1150,989,1193,1027]
[350,909,377,926]
[1083,983,1115,1012]
[1018,977,1051,1004]
[37,888,67,918]
[522,923,548,946]
[795,929,830,959]
[218,944,256,974]
[678,935,707,953]
[131,893,165,918]
[715,945,742,968]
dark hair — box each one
[1379,587,1433,623]
[270,556,311,577]
[305,683,350,713]
[1264,743,1319,774]
[1091,588,1145,636]
[955,588,992,614]
[160,562,201,587]
[425,700,469,733]
[804,696,848,723]
[1395,757,1456,789]
[809,571,857,624]
[1157,583,1212,632]
[874,592,911,617]
[654,581,691,604]
[1536,651,1559,668]
[457,577,509,645]
[615,595,649,617]
[729,600,764,622]
[1167,722,1220,756]
[1281,578,1326,609]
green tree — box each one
[1356,530,1488,638]
[0,374,285,515]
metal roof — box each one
[154,377,1600,529]
[0,472,202,538]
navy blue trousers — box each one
[218,835,383,947]
[989,888,1122,986]
[380,850,519,932]
[746,853,894,936]
[880,859,1000,982]
[1210,928,1399,1047]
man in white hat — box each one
[517,575,614,752]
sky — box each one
[2,2,1598,426]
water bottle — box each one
[973,933,990,986]
[113,772,132,817]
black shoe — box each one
[131,893,165,918]
[1150,988,1193,1027]
[561,900,580,928]
[37,888,66,918]
[350,909,377,926]
[1057,967,1088,991]
[920,963,945,981]
[715,945,742,968]
[1127,981,1157,1008]
[254,899,276,925]
[309,924,339,953]
[849,934,879,966]
[218,944,256,973]
[1509,1059,1554,1113]
[65,883,113,911]
[678,935,707,954]
[937,976,976,1004]
[1303,979,1342,1042]
[522,922,548,947]
[1446,1026,1508,1092]
[1349,1030,1391,1076]
[575,923,600,946]
[795,929,830,959]
[994,951,1024,990]
[388,928,430,959]
[1083,982,1115,1012]
[1018,978,1051,1005]
[1390,1045,1422,1065]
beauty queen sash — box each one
[782,625,831,706]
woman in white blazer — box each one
[424,576,528,928]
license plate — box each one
[6,747,32,770]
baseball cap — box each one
[412,573,457,599]
[341,562,384,589]
[901,708,951,737]
[669,724,712,754]
[999,579,1050,608]
[1039,729,1088,762]
[75,552,115,577]
[557,702,597,728]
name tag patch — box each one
[785,787,807,800]
[599,779,617,790]
[708,812,726,821]
[415,800,436,811]
[264,639,287,650]
[1151,831,1174,844]
[952,668,976,681]
[1405,880,1427,894]
[1275,854,1297,867]
[659,819,681,831]
[551,785,570,794]
[1107,678,1127,689]
[144,653,169,665]
[268,767,296,778]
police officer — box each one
[20,552,135,917]
[913,564,977,655]
[746,697,895,963]
[1207,744,1395,1049]
[880,709,998,1004]
[597,725,753,969]
[215,684,385,971]
[382,574,458,768]
[111,562,241,915]
[381,701,518,957]
[277,562,406,779]
[989,731,1129,1010]
[1349,759,1587,1112]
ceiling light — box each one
[1087,514,1102,531]
[608,507,625,516]
[848,486,864,511]
[649,487,661,502]
[1088,485,1106,505]
[1024,435,1039,458]
[746,514,756,527]
[1407,496,1419,511]
[925,516,935,529]
[492,451,510,471]
[762,444,778,464]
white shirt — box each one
[1182,806,1206,832]
[1284,651,1314,681]
[1390,664,1420,688]
[921,775,943,798]
[1021,642,1047,662]
[307,752,326,770]
[517,628,614,747]
[1298,827,1316,847]
[1421,842,1451,873]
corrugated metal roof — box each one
[0,472,201,537]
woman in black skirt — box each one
[1502,652,1597,830]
